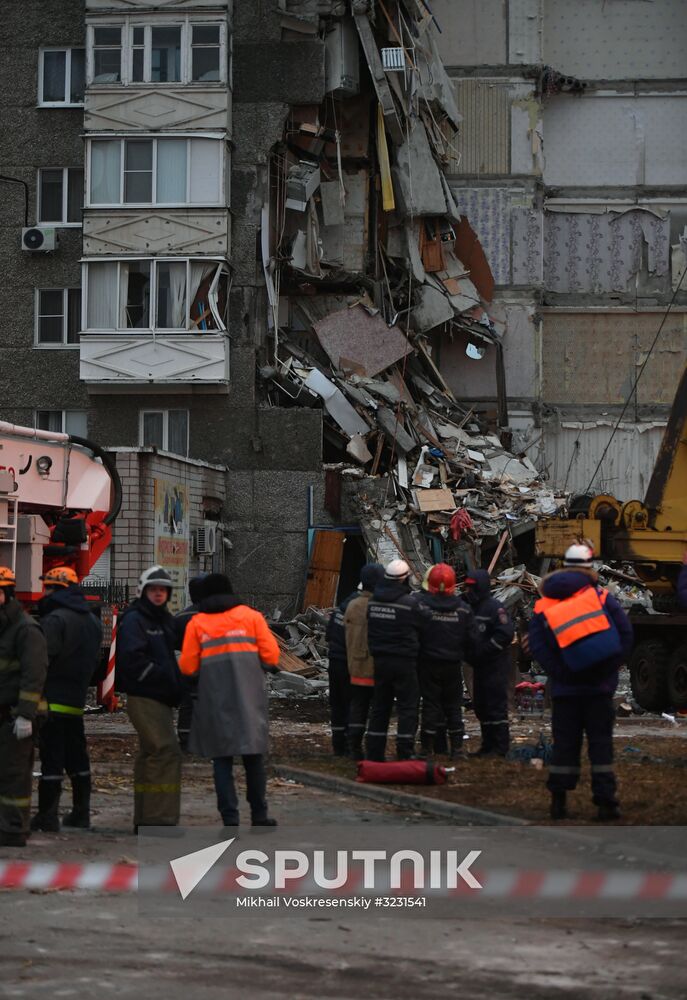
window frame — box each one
[91,24,123,85]
[37,167,84,227]
[34,288,82,348]
[85,135,224,208]
[34,409,89,436]
[82,257,229,334]
[38,47,86,107]
[86,17,227,86]
[139,408,190,456]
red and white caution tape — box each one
[1,862,687,899]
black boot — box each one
[418,731,433,759]
[448,734,467,760]
[252,816,278,827]
[62,774,91,829]
[0,831,27,847]
[434,727,448,755]
[30,779,62,832]
[332,731,349,757]
[347,732,364,761]
[596,801,620,822]
[550,790,567,821]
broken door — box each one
[302,529,345,610]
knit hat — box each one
[359,563,385,591]
[199,573,234,600]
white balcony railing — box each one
[80,333,229,389]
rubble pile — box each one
[259,0,564,578]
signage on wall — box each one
[153,477,190,613]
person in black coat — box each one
[365,560,432,761]
[173,573,207,751]
[31,567,102,832]
[463,569,515,757]
[116,565,183,829]
[415,563,479,759]
[325,586,359,755]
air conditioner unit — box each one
[325,20,360,97]
[195,523,217,556]
[22,227,57,252]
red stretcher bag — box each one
[356,760,449,785]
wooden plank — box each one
[415,488,455,512]
[302,529,345,610]
[275,634,320,677]
[353,13,404,144]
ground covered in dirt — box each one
[269,697,687,825]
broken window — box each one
[84,259,228,333]
[151,26,181,82]
[88,137,222,206]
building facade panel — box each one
[85,88,230,132]
[83,210,229,254]
[80,333,229,387]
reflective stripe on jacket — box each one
[534,587,610,650]
[179,602,279,758]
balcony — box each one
[80,333,229,392]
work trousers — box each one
[472,659,510,755]
[366,657,419,761]
[127,696,182,827]
[328,656,351,754]
[0,714,34,841]
[419,659,464,751]
[39,713,90,782]
[547,694,617,805]
[177,692,195,751]
[347,684,374,758]
[213,754,268,825]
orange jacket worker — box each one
[179,573,280,827]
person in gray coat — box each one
[179,573,281,827]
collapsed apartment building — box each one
[1,0,686,613]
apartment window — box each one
[191,25,220,82]
[92,26,122,83]
[36,289,82,345]
[38,168,83,224]
[84,259,227,332]
[39,48,85,105]
[87,21,226,85]
[140,409,189,456]
[88,137,222,206]
[35,410,88,437]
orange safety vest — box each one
[534,586,610,650]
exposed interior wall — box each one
[543,0,687,80]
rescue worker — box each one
[463,569,514,757]
[528,543,633,821]
[415,563,478,759]
[325,583,359,755]
[342,563,385,759]
[0,567,48,847]
[116,566,183,830]
[173,573,208,752]
[31,567,102,832]
[365,560,432,761]
[179,573,281,827]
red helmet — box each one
[427,563,456,594]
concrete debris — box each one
[259,1,573,581]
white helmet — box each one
[137,565,175,596]
[385,559,410,580]
[563,543,594,568]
